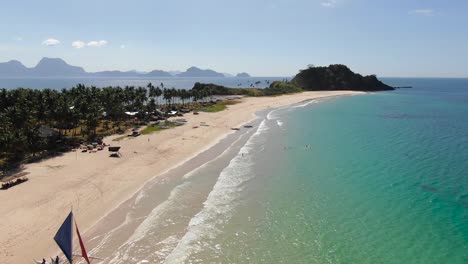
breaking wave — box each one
[163,120,269,263]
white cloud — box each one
[87,40,108,47]
[411,9,434,15]
[42,38,61,46]
[16,37,23,41]
[321,0,336,8]
[72,40,86,49]
[120,44,126,49]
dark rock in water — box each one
[420,185,438,193]
[291,64,394,92]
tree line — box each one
[0,82,226,170]
[0,80,303,172]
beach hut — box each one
[38,125,59,139]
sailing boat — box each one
[34,211,102,264]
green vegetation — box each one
[140,121,178,135]
[112,135,128,142]
[291,64,393,91]
[193,82,301,97]
[192,82,261,97]
[201,102,227,112]
[263,81,303,95]
[200,100,241,112]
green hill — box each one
[291,64,393,91]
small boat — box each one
[243,125,253,128]
[231,128,240,131]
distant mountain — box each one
[0,58,247,78]
[0,58,86,77]
[32,57,86,76]
[168,71,181,76]
[236,72,251,78]
[92,69,171,77]
[146,70,172,77]
[91,70,141,77]
[0,60,29,76]
[130,70,148,74]
[177,67,225,77]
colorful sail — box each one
[75,220,91,264]
[54,212,73,263]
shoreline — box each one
[0,91,363,263]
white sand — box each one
[0,91,363,263]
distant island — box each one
[177,66,225,77]
[291,64,393,91]
[194,64,393,95]
[0,58,86,77]
[0,57,251,78]
[236,72,251,78]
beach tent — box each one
[108,146,122,157]
[124,111,138,116]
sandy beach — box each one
[0,91,362,263]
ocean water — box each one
[86,78,468,264]
[0,77,286,90]
[165,78,468,263]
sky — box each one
[0,0,467,77]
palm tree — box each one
[135,86,148,113]
[147,83,157,113]
[163,88,172,108]
[155,86,162,107]
[170,88,178,106]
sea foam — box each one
[163,120,269,263]
[107,181,191,264]
[292,98,326,108]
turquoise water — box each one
[177,79,468,263]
